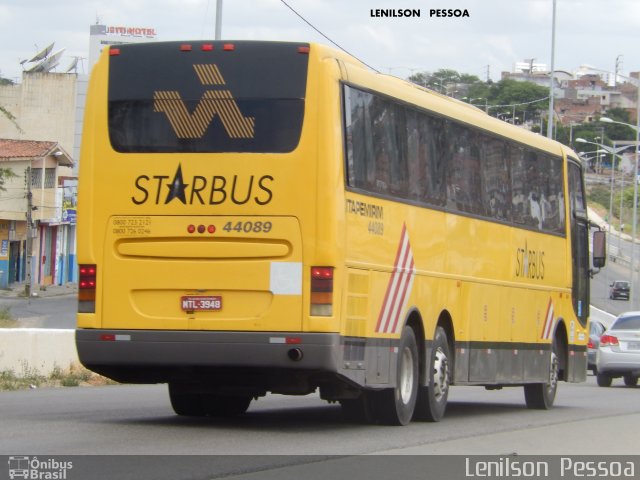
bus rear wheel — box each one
[524,344,559,409]
[370,326,419,425]
[414,326,450,422]
[168,383,252,417]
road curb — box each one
[0,328,78,376]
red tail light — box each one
[78,264,97,313]
[600,334,619,347]
[310,267,333,316]
[587,340,594,349]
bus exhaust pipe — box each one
[287,348,303,362]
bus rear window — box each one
[108,41,309,153]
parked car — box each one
[587,319,606,374]
[596,312,640,387]
[609,280,630,300]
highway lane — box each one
[1,375,638,457]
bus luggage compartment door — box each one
[102,215,303,332]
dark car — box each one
[587,319,606,374]
[609,280,630,300]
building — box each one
[0,139,74,289]
[0,72,77,156]
[0,22,158,289]
[89,23,157,72]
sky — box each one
[0,0,639,83]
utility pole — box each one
[25,167,33,300]
[614,55,623,87]
[215,0,223,40]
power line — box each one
[279,0,379,73]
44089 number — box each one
[223,221,273,234]
[368,221,384,236]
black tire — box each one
[623,374,638,387]
[169,383,252,417]
[340,392,374,423]
[524,340,559,409]
[169,383,208,416]
[414,326,450,422]
[596,373,612,387]
[207,395,252,416]
[369,326,419,425]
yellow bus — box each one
[76,40,606,425]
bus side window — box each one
[568,161,589,324]
[344,86,375,191]
[480,137,511,222]
[447,124,483,215]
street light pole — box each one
[547,0,557,139]
[577,137,637,302]
[601,113,640,308]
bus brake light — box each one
[78,264,97,313]
[311,267,333,316]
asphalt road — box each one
[0,294,76,328]
[1,375,638,457]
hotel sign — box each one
[106,26,157,37]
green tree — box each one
[408,68,480,93]
[489,79,548,120]
[0,168,17,192]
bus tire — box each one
[370,326,419,425]
[414,326,450,422]
[524,340,559,409]
[207,395,252,416]
[340,392,374,423]
[169,383,208,416]
[169,383,252,417]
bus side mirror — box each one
[592,230,606,269]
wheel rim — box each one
[432,347,449,401]
[399,346,415,404]
[547,351,559,394]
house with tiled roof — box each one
[0,138,75,289]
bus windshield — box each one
[108,41,309,154]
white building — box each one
[89,23,157,72]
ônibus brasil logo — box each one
[8,456,73,480]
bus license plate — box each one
[181,296,222,311]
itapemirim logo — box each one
[7,456,73,480]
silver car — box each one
[596,312,640,387]
[588,319,606,374]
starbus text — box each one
[132,174,274,206]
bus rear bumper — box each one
[76,329,341,383]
